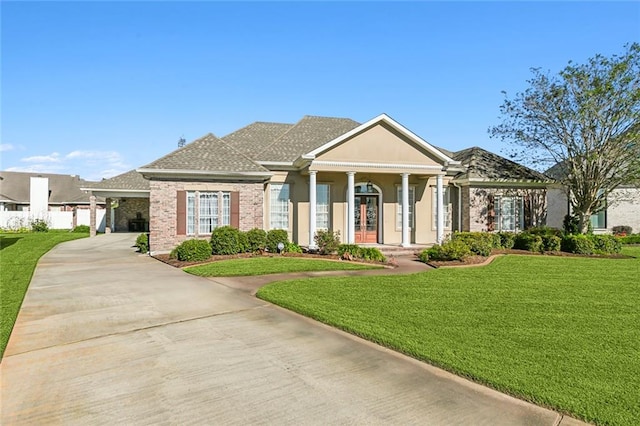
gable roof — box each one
[0,171,103,205]
[84,169,150,191]
[302,114,459,166]
[255,116,361,163]
[452,147,549,182]
[222,122,294,158]
[137,133,272,178]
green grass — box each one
[184,256,381,277]
[1,232,88,359]
[258,248,640,425]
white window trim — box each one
[316,183,330,231]
[269,183,290,230]
[431,186,452,230]
[495,195,524,232]
[187,190,230,236]
[396,185,415,231]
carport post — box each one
[89,195,97,237]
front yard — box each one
[0,231,88,358]
[257,247,640,426]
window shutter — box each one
[176,190,186,235]
[487,194,495,232]
[230,191,240,228]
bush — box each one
[563,214,580,235]
[591,235,622,254]
[496,232,515,249]
[173,239,212,261]
[612,225,632,236]
[314,229,341,255]
[359,247,386,262]
[418,249,430,263]
[423,240,472,261]
[337,244,361,258]
[31,219,49,233]
[619,233,640,244]
[527,226,563,237]
[135,233,149,253]
[72,224,90,233]
[541,234,561,252]
[451,232,494,256]
[513,233,543,252]
[246,228,267,252]
[210,226,247,255]
[561,234,595,255]
[285,242,303,253]
[266,229,289,253]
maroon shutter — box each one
[230,191,240,228]
[487,194,495,232]
[176,191,186,235]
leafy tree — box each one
[490,43,640,233]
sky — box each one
[2,1,639,181]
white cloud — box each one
[21,152,62,163]
[0,143,14,152]
[6,164,66,174]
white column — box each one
[436,174,444,243]
[308,171,317,249]
[401,173,410,247]
[347,171,355,244]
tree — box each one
[490,43,640,233]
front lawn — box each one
[184,256,381,277]
[258,248,640,425]
[0,232,88,359]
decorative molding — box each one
[313,160,444,171]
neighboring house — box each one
[544,162,640,233]
[0,171,106,230]
[86,114,553,253]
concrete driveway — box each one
[1,234,585,425]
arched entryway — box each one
[353,182,381,243]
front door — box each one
[354,195,378,243]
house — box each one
[0,171,106,230]
[86,114,553,253]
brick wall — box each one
[467,186,547,232]
[114,198,150,232]
[149,180,264,253]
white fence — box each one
[0,210,106,232]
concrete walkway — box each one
[1,234,587,425]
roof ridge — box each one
[214,137,270,172]
[142,133,219,168]
[254,116,305,159]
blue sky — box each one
[2,1,639,181]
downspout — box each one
[451,181,462,232]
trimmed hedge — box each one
[514,233,543,252]
[561,234,595,255]
[72,225,90,233]
[172,239,212,261]
[246,228,267,252]
[211,226,248,255]
[420,239,472,262]
[451,232,494,256]
[592,235,622,254]
[266,229,289,253]
[336,244,385,262]
[618,234,640,244]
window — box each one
[270,183,290,230]
[495,196,523,231]
[187,191,230,235]
[432,187,452,229]
[396,186,415,229]
[316,184,330,230]
[590,209,606,229]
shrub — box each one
[210,226,247,255]
[359,247,386,262]
[246,228,267,252]
[513,233,543,252]
[418,249,430,263]
[71,224,90,233]
[266,229,289,253]
[31,219,49,233]
[561,234,595,255]
[541,234,561,252]
[527,226,563,237]
[285,242,303,253]
[451,232,494,256]
[337,244,361,258]
[619,233,640,244]
[591,235,622,254]
[424,240,472,261]
[496,232,515,249]
[173,239,212,261]
[563,214,580,235]
[314,229,341,255]
[135,233,149,253]
[612,225,632,236]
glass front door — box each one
[354,195,378,243]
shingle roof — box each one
[255,116,361,162]
[85,169,150,191]
[140,133,270,173]
[0,171,104,205]
[222,122,294,159]
[453,147,549,181]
